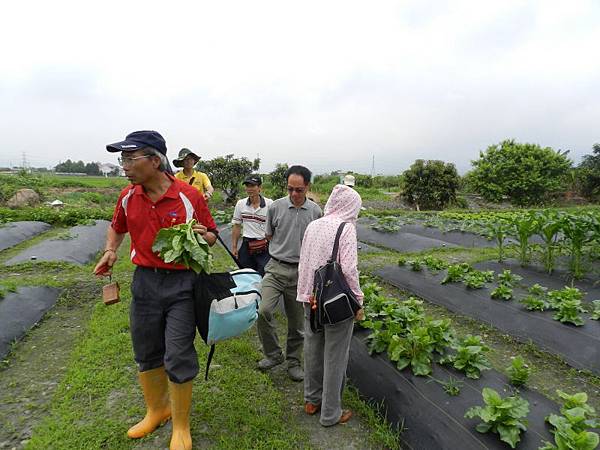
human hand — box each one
[94,250,117,277]
[354,308,365,321]
[192,223,208,236]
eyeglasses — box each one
[287,186,306,194]
[118,155,152,167]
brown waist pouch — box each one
[248,238,269,255]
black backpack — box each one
[310,222,361,333]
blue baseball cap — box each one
[106,130,168,155]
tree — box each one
[84,162,101,176]
[200,154,260,204]
[401,159,460,210]
[576,143,600,201]
[268,163,289,198]
[470,139,572,206]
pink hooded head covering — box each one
[297,183,364,303]
[323,184,362,223]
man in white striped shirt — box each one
[231,174,273,275]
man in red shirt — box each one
[94,131,217,450]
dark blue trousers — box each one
[130,266,198,383]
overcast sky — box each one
[1,0,599,174]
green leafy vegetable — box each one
[541,390,600,450]
[491,284,513,301]
[152,219,213,274]
[463,270,494,289]
[528,283,548,297]
[496,269,523,288]
[465,388,529,449]
[442,263,473,284]
[388,326,435,376]
[441,335,491,379]
[506,356,531,387]
[519,295,549,311]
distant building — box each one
[98,162,123,177]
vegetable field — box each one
[356,206,600,449]
[2,173,600,449]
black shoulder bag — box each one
[310,222,361,333]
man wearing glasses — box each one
[94,130,217,450]
[256,165,322,381]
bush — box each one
[470,139,572,206]
[268,163,289,199]
[401,160,460,210]
[199,154,260,204]
[0,206,113,226]
[576,143,600,201]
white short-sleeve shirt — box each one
[231,195,273,239]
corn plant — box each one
[487,219,511,262]
[560,213,593,279]
[510,213,538,266]
[536,210,563,274]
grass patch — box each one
[343,387,403,449]
[1,234,398,449]
[24,245,308,449]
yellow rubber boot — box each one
[169,380,193,450]
[127,366,171,439]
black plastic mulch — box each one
[356,223,459,253]
[398,223,498,248]
[0,286,61,359]
[0,221,51,251]
[216,224,240,253]
[474,260,600,302]
[4,220,110,266]
[348,328,555,450]
[357,242,384,253]
[374,265,600,375]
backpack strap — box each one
[329,222,347,262]
[205,344,215,381]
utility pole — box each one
[370,154,375,177]
[21,152,28,170]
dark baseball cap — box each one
[243,174,262,185]
[106,130,168,155]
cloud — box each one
[0,0,599,173]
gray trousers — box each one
[303,304,355,426]
[130,266,198,384]
[257,259,304,367]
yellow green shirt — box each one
[175,170,213,194]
